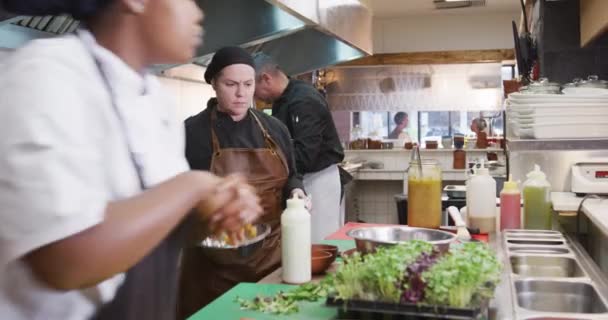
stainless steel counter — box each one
[496,229,608,319]
[488,232,515,320]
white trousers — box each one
[303,164,342,242]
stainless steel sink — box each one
[524,317,586,320]
[510,256,585,278]
[509,246,570,255]
[505,229,561,235]
[515,280,608,314]
[507,234,563,240]
[508,239,565,246]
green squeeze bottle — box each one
[523,165,552,230]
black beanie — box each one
[204,46,255,84]
[1,0,112,19]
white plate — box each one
[562,87,608,96]
[509,92,608,100]
[508,114,608,124]
[507,101,608,108]
[511,122,608,139]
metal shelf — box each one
[507,138,608,151]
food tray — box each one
[326,296,487,320]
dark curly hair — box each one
[394,112,408,125]
[1,0,113,20]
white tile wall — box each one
[158,76,216,121]
[346,180,403,225]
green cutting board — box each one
[319,239,356,253]
[189,240,355,319]
[188,283,338,320]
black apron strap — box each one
[78,31,184,320]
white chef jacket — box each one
[0,30,189,320]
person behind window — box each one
[471,117,489,148]
[388,112,412,143]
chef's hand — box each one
[197,174,263,234]
[291,188,312,212]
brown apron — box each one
[177,108,289,319]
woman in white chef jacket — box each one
[0,1,263,320]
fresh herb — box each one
[332,241,501,309]
[422,242,502,308]
[401,249,444,303]
[235,282,331,315]
[332,241,434,303]
[236,293,299,315]
[236,241,502,315]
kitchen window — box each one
[352,111,503,143]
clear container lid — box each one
[520,78,561,94]
[578,75,608,88]
[563,77,583,89]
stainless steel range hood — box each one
[0,0,372,76]
[190,0,372,75]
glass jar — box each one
[407,159,442,229]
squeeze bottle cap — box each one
[526,164,547,180]
[477,159,490,175]
[286,196,305,209]
[502,174,519,193]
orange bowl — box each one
[311,250,333,275]
[312,244,338,261]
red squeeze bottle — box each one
[500,175,521,230]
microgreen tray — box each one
[325,295,488,320]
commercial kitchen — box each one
[2,0,608,319]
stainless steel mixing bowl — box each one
[346,226,456,253]
[198,223,271,265]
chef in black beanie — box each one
[203,46,256,84]
[179,47,306,318]
[0,2,264,320]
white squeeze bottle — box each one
[466,160,497,234]
[281,196,311,284]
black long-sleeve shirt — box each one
[271,79,344,174]
[184,101,304,201]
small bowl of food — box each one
[198,223,271,265]
[312,244,338,261]
[311,250,334,275]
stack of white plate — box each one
[506,92,608,139]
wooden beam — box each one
[338,49,515,66]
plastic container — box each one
[407,159,442,229]
[523,165,552,230]
[281,197,311,284]
[500,175,521,230]
[466,161,497,234]
[442,135,452,149]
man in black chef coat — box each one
[252,53,345,242]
